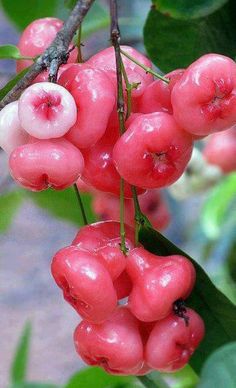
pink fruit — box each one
[32,64,74,84]
[58,64,116,148]
[126,247,196,322]
[16,17,77,72]
[87,45,153,98]
[72,221,135,254]
[93,189,170,231]
[18,82,77,139]
[172,54,236,136]
[0,101,28,154]
[74,306,144,375]
[51,246,117,323]
[9,138,84,191]
[113,271,132,299]
[134,69,184,114]
[76,177,95,193]
[145,309,205,372]
[203,126,236,173]
[81,126,144,198]
[113,112,193,189]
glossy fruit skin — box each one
[87,45,153,99]
[0,101,28,154]
[81,126,144,198]
[9,138,84,191]
[92,189,170,231]
[16,17,77,72]
[51,245,117,323]
[135,69,184,114]
[145,309,205,372]
[58,64,116,148]
[74,306,144,375]
[113,112,193,189]
[126,247,196,322]
[172,54,236,136]
[72,221,135,254]
[113,270,132,300]
[203,126,236,173]
[18,82,77,139]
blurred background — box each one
[0,0,235,387]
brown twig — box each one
[0,0,95,110]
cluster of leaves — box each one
[144,0,236,72]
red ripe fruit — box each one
[74,306,144,375]
[126,247,196,322]
[113,112,193,189]
[51,245,117,323]
[145,309,205,372]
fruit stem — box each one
[120,49,170,84]
[138,375,168,388]
[120,60,132,119]
[110,0,127,255]
[77,24,83,63]
[131,185,142,245]
[73,183,88,225]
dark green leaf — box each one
[0,67,29,100]
[28,187,96,226]
[139,226,236,374]
[10,322,31,384]
[198,342,236,387]
[144,0,236,72]
[0,190,23,232]
[0,0,67,30]
[201,173,236,239]
[64,367,138,388]
[0,45,28,60]
[153,0,228,20]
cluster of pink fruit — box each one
[51,220,205,375]
[1,16,236,375]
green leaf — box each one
[0,190,23,232]
[0,67,29,101]
[144,0,236,72]
[27,187,96,226]
[64,367,138,388]
[0,45,27,60]
[139,226,236,374]
[153,0,228,20]
[10,322,32,384]
[198,342,236,387]
[201,173,236,239]
[0,0,66,30]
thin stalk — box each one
[120,48,169,83]
[120,60,132,119]
[73,183,88,225]
[77,24,83,63]
[110,0,127,254]
[131,185,142,245]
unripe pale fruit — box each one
[203,126,236,173]
[58,64,116,148]
[87,45,153,98]
[51,246,117,323]
[113,112,193,189]
[126,247,196,322]
[18,82,77,139]
[0,101,28,154]
[145,309,205,371]
[172,54,236,136]
[74,306,144,375]
[9,138,84,191]
[135,69,184,114]
[16,17,77,72]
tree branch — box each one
[0,0,95,110]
